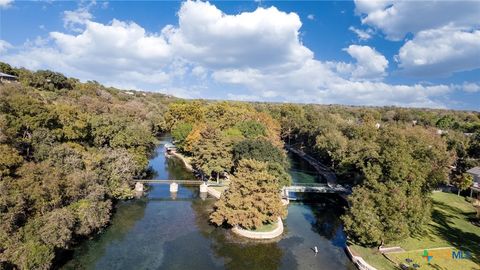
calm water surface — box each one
[61,135,356,270]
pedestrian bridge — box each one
[133,179,207,194]
[283,183,351,195]
[135,179,204,185]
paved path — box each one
[286,145,337,186]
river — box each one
[61,135,356,270]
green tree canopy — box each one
[232,138,286,166]
[192,127,233,182]
[210,159,285,229]
[235,120,266,139]
[171,122,193,152]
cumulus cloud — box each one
[3,19,174,91]
[354,0,480,41]
[354,0,480,78]
[0,0,13,8]
[1,1,473,107]
[165,1,312,69]
[63,8,94,32]
[349,26,373,40]
[330,45,388,81]
[344,45,388,80]
[396,27,480,76]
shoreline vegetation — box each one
[1,62,479,269]
[0,63,174,269]
[168,151,194,172]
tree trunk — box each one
[216,173,219,184]
[458,189,461,196]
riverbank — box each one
[168,151,194,172]
[232,217,284,240]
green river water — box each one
[60,135,356,270]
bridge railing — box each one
[289,182,329,187]
[133,179,204,185]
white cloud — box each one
[3,19,173,90]
[345,45,388,80]
[396,27,480,76]
[212,59,449,108]
[63,8,94,32]
[0,40,12,53]
[456,82,480,93]
[349,26,373,40]
[0,0,13,8]
[307,14,315,20]
[354,0,480,41]
[330,45,388,81]
[1,0,473,108]
[165,1,312,69]
[354,0,480,78]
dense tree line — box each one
[0,62,173,269]
[260,103,479,245]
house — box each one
[467,167,480,198]
[0,72,18,83]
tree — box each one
[0,62,18,76]
[235,120,266,139]
[29,70,73,91]
[210,159,285,229]
[232,138,286,166]
[171,122,193,152]
[342,181,431,246]
[0,144,23,177]
[342,186,383,245]
[70,199,111,236]
[452,173,474,196]
[192,127,233,183]
[39,208,76,248]
[315,129,348,168]
[436,115,457,130]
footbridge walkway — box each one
[285,144,337,187]
[133,179,350,200]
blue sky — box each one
[0,0,479,110]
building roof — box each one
[0,72,17,78]
[467,167,480,176]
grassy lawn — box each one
[252,222,278,232]
[387,248,479,270]
[351,192,480,270]
[350,245,397,270]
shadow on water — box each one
[300,197,347,249]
